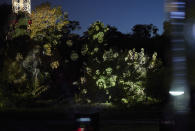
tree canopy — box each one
[0,2,169,108]
[29,2,69,41]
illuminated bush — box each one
[0,44,50,106]
[76,21,161,106]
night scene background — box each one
[0,0,195,131]
[1,0,165,34]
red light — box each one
[28,20,32,25]
[77,128,85,131]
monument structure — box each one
[12,0,31,14]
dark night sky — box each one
[2,0,166,35]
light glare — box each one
[169,91,184,96]
[76,118,91,122]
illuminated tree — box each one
[0,2,74,107]
[29,2,80,78]
[76,21,161,106]
[0,38,50,107]
[29,2,69,41]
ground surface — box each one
[0,105,194,131]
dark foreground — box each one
[0,109,195,131]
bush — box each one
[76,21,162,107]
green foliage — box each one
[76,21,162,107]
[0,45,50,107]
[0,2,165,109]
[0,2,81,108]
[83,21,109,54]
[30,2,69,42]
[12,16,29,38]
[7,12,30,39]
